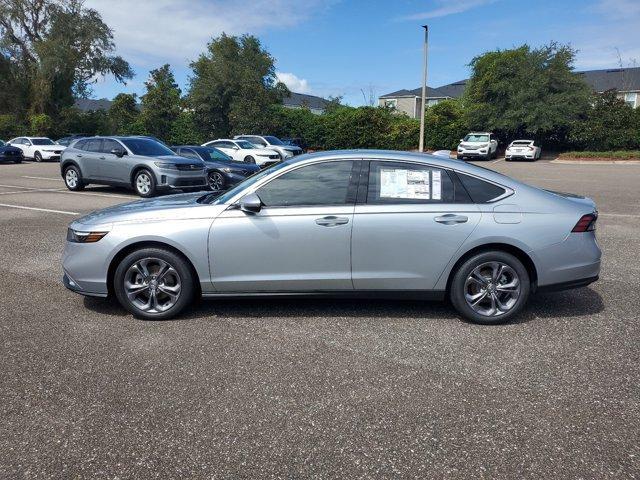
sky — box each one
[85,0,640,106]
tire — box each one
[14,158,22,164]
[244,155,256,164]
[456,154,464,160]
[63,165,85,191]
[34,151,43,162]
[133,169,156,197]
[208,170,226,191]
[449,251,530,325]
[491,149,498,159]
[113,247,196,320]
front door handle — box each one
[76,154,83,157]
[315,216,349,227]
[434,214,468,225]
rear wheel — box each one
[63,165,85,191]
[34,151,43,162]
[134,169,156,197]
[450,251,530,325]
[14,157,22,164]
[113,248,196,320]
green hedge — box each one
[559,151,640,159]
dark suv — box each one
[60,137,208,197]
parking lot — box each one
[1,158,638,478]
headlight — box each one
[67,228,108,243]
[154,162,178,169]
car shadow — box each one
[82,287,604,325]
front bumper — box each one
[458,149,489,158]
[156,170,208,190]
[41,151,63,160]
[63,271,108,298]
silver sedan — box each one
[62,150,601,325]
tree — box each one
[140,65,181,142]
[464,43,592,147]
[423,99,468,150]
[108,93,139,134]
[569,90,640,150]
[29,113,53,135]
[188,34,288,139]
[0,0,132,116]
[169,111,203,145]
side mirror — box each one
[111,148,127,157]
[239,192,262,213]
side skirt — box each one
[201,290,447,301]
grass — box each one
[559,151,640,160]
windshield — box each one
[511,141,532,146]
[236,140,256,150]
[463,134,489,143]
[120,138,175,156]
[32,138,55,146]
[263,136,284,145]
[205,162,290,204]
[202,147,232,162]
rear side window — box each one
[83,139,102,152]
[367,161,455,204]
[257,161,355,207]
[457,173,507,203]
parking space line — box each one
[22,176,62,181]
[0,188,61,195]
[0,183,134,199]
[0,203,78,215]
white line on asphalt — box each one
[0,189,60,195]
[0,183,58,191]
[0,203,78,215]
[0,183,134,199]
[22,176,62,181]
[600,213,640,218]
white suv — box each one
[457,132,498,161]
[234,135,303,160]
[203,139,280,167]
[8,137,66,162]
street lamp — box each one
[418,25,429,152]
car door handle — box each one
[434,214,468,224]
[99,156,105,160]
[315,216,349,227]
[76,154,83,157]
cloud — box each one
[85,0,336,66]
[398,0,498,21]
[276,72,311,94]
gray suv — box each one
[60,136,208,197]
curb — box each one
[551,159,640,165]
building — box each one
[74,92,331,114]
[379,67,640,118]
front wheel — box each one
[34,151,43,162]
[113,248,196,320]
[134,169,156,197]
[208,170,226,191]
[64,165,85,191]
[14,158,22,164]
[449,251,530,325]
[244,155,255,164]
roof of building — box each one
[74,98,114,112]
[380,67,640,100]
[283,92,331,110]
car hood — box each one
[72,192,226,227]
[42,146,66,151]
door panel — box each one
[352,203,481,290]
[210,206,354,291]
[80,139,103,179]
[100,139,130,182]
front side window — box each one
[263,136,284,145]
[101,139,121,154]
[203,147,232,162]
[257,161,355,207]
[179,148,200,160]
[367,161,454,204]
[457,172,506,203]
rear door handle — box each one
[315,216,349,227]
[434,214,468,224]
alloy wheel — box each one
[208,172,225,190]
[464,261,521,317]
[65,169,78,188]
[136,173,151,195]
[124,258,182,314]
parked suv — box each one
[457,132,498,160]
[60,136,208,197]
[234,135,303,159]
[7,137,66,162]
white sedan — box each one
[505,140,541,161]
[202,139,280,167]
[7,137,66,162]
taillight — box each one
[572,213,598,232]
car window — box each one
[457,173,507,203]
[202,147,231,162]
[248,136,267,146]
[120,138,174,156]
[101,139,121,154]
[83,139,103,152]
[367,161,455,204]
[73,139,87,150]
[181,149,200,160]
[463,134,489,142]
[257,161,355,207]
[236,140,256,149]
[32,138,55,146]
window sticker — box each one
[432,170,442,200]
[380,168,430,199]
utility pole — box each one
[418,25,429,152]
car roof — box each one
[284,149,519,188]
